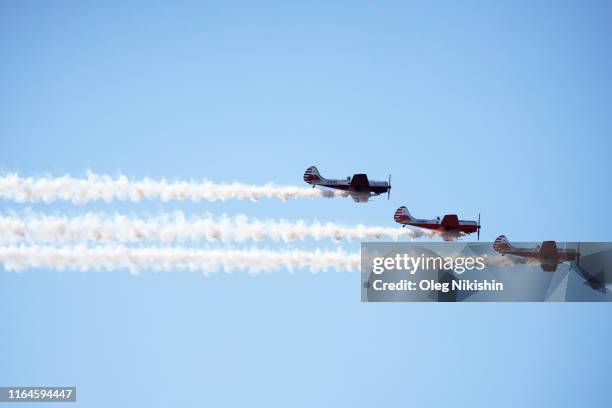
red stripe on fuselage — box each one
[400,222,478,234]
[317,182,388,194]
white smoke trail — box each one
[0,172,347,204]
[484,254,541,268]
[0,245,360,275]
[0,245,538,276]
[0,212,434,243]
[436,253,540,268]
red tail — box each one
[303,166,322,184]
[394,206,412,223]
[493,235,512,252]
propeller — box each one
[477,213,481,240]
[387,174,392,200]
[576,242,581,265]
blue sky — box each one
[1,1,612,406]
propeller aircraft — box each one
[303,166,391,203]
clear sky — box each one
[1,1,612,407]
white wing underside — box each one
[350,193,370,203]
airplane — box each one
[303,166,391,203]
[569,246,609,293]
[493,235,579,272]
[393,206,481,240]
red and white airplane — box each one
[394,206,481,240]
[303,166,391,203]
[493,235,579,272]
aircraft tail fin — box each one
[303,166,323,184]
[394,206,413,224]
[493,235,513,252]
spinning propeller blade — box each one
[387,174,392,200]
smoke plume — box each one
[0,245,360,275]
[0,172,347,204]
[0,212,434,243]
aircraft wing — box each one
[539,241,558,256]
[440,214,460,229]
[349,174,370,190]
[351,193,369,203]
[540,263,558,272]
[440,232,462,241]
